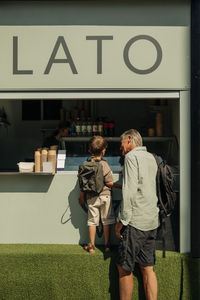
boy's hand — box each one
[114,183,122,189]
[78,197,85,207]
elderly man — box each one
[115,129,159,300]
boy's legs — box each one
[87,195,100,252]
[88,225,96,247]
[100,195,115,248]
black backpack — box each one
[153,154,176,257]
[78,158,105,195]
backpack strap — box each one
[153,153,169,258]
[88,156,107,162]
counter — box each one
[0,172,121,245]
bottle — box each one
[60,107,65,121]
[34,150,41,172]
[66,110,71,122]
[92,118,98,136]
[84,100,90,117]
[70,119,76,137]
[81,118,87,136]
[98,118,104,136]
[75,117,81,136]
[103,118,109,137]
[87,117,92,136]
[155,113,163,136]
[108,118,115,137]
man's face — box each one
[61,128,70,137]
[120,138,130,156]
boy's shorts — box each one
[87,195,115,226]
[116,225,157,272]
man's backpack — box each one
[153,154,176,258]
[78,158,105,195]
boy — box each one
[78,135,121,253]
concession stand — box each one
[0,0,190,253]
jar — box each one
[48,150,57,173]
[34,150,41,172]
[41,149,48,172]
[155,113,163,136]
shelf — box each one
[61,136,120,142]
[0,172,54,176]
[61,136,175,142]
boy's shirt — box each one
[99,160,113,196]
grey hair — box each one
[120,129,143,147]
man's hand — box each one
[115,221,123,239]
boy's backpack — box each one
[78,157,106,238]
[153,154,176,258]
[78,158,105,195]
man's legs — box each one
[139,265,158,300]
[117,265,133,300]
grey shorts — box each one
[116,225,157,272]
[87,195,115,226]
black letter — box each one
[13,36,33,75]
[123,35,162,74]
[44,36,78,74]
[86,36,113,74]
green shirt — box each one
[118,146,159,231]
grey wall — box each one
[0,0,189,169]
[0,0,190,26]
[0,172,121,244]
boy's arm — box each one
[105,182,122,189]
[78,191,85,206]
[102,162,122,189]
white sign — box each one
[0,26,189,90]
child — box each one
[78,135,121,254]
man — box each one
[115,129,159,300]
[43,121,70,148]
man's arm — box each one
[118,156,138,226]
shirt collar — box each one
[127,146,147,156]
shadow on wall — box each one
[61,180,89,245]
[61,179,119,245]
[0,174,54,193]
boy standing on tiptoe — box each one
[79,135,121,253]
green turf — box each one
[181,255,200,300]
[0,245,198,300]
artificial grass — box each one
[181,255,200,300]
[0,245,197,300]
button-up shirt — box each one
[118,146,159,231]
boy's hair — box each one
[89,136,108,156]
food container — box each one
[17,162,35,173]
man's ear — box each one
[128,135,132,143]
